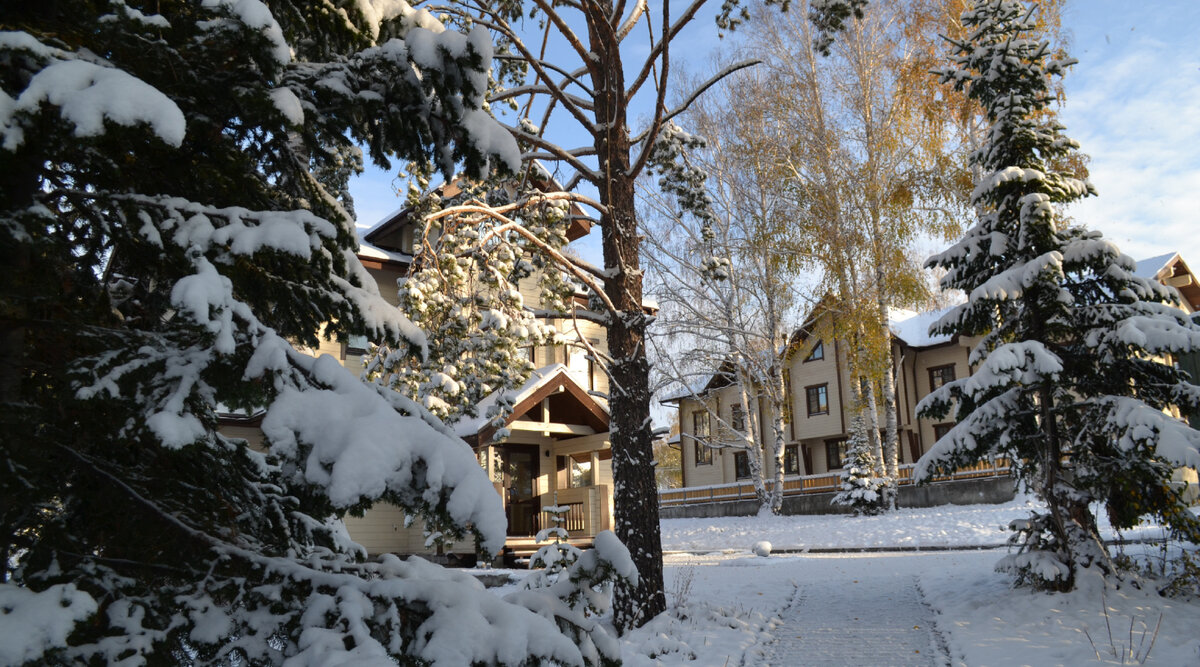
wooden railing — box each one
[658,459,1010,507]
[535,485,610,537]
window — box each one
[731,403,746,433]
[806,384,829,416]
[692,412,712,465]
[734,451,751,479]
[929,364,956,391]
[933,422,954,442]
[345,334,368,356]
[569,457,593,487]
[783,444,801,475]
[805,340,824,362]
[826,438,847,470]
[400,225,415,255]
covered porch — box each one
[465,365,614,556]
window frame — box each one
[783,443,801,475]
[825,437,847,470]
[928,364,957,391]
[805,383,829,417]
[933,422,954,442]
[805,340,825,362]
[730,403,746,433]
[692,411,713,466]
[733,451,751,479]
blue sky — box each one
[348,0,1200,268]
[1059,0,1200,267]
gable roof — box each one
[456,363,609,445]
[1135,252,1200,312]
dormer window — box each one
[805,340,824,362]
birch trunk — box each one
[735,366,770,511]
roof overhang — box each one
[463,364,609,446]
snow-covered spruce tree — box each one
[917,0,1200,591]
[364,171,574,428]
[832,416,887,515]
[0,2,629,664]
[524,504,583,588]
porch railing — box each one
[534,484,610,538]
[658,459,1010,507]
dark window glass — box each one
[734,451,751,479]
[692,411,712,465]
[784,444,801,475]
[826,438,847,470]
[933,422,954,442]
[806,384,829,416]
[929,364,956,390]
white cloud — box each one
[1061,1,1200,264]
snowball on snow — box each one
[752,541,772,557]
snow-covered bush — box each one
[524,504,584,588]
[918,0,1200,591]
[0,2,625,664]
[508,530,639,666]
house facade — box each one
[670,253,1200,493]
[221,192,616,559]
[670,306,975,487]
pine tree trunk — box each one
[590,21,664,627]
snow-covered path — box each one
[761,566,946,666]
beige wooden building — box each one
[220,194,617,560]
[669,304,974,487]
[669,252,1200,491]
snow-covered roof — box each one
[453,363,607,437]
[888,306,955,348]
[359,206,407,238]
[1133,252,1179,279]
[356,231,412,263]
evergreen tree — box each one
[364,172,575,428]
[917,0,1200,591]
[0,1,629,663]
[832,416,887,515]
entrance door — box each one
[498,444,540,536]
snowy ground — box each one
[588,496,1200,666]
[658,495,1172,552]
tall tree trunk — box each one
[591,21,664,628]
[858,355,885,476]
[736,365,770,512]
[768,366,788,513]
[878,293,900,510]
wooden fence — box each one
[658,459,1010,507]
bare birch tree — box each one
[740,0,975,510]
[643,68,806,515]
